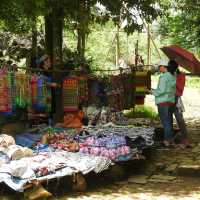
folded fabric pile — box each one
[85,126,154,150]
[0,151,112,181]
[0,134,33,167]
[48,133,79,152]
[15,133,41,148]
[78,134,131,161]
[3,145,33,160]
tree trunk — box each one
[115,25,120,68]
[77,0,90,61]
[45,14,53,57]
[77,28,86,60]
[77,28,82,57]
[81,31,86,59]
[51,1,64,122]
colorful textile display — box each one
[0,70,52,114]
[78,134,131,161]
[84,126,154,150]
[31,74,51,112]
[15,73,31,108]
[49,133,79,152]
[107,76,124,111]
[62,77,79,111]
[0,69,13,114]
[78,76,88,103]
[135,71,151,105]
[62,76,88,112]
[120,73,135,109]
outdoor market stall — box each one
[0,65,153,195]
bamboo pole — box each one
[147,23,151,66]
[141,18,161,59]
[116,25,120,68]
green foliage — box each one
[0,0,32,34]
[156,0,200,56]
[63,20,163,70]
[185,77,200,89]
[124,106,158,119]
[95,0,163,34]
[0,0,164,69]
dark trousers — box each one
[157,104,174,140]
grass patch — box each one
[185,77,200,88]
[124,106,158,119]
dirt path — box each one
[145,87,200,120]
[56,177,200,200]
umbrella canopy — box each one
[161,45,200,74]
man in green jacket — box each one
[152,60,176,147]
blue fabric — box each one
[157,104,174,140]
[32,75,52,112]
[116,154,133,162]
[15,133,41,148]
[15,135,35,148]
[33,144,51,152]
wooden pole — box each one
[141,18,161,59]
[147,23,151,66]
[116,25,120,68]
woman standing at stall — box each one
[152,60,176,147]
[168,60,190,148]
[28,55,59,124]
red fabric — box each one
[158,102,175,106]
[161,45,200,73]
[176,73,185,97]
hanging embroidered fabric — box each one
[0,69,13,114]
[62,77,79,112]
[31,74,38,107]
[9,71,16,111]
[78,76,88,104]
[15,73,31,108]
[31,74,51,112]
[135,71,150,105]
[121,73,135,109]
[107,76,124,111]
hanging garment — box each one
[107,76,124,111]
[15,73,31,108]
[31,74,52,112]
[78,76,88,103]
[62,77,79,112]
[121,73,135,109]
[135,71,151,105]
[31,74,38,106]
[0,69,12,114]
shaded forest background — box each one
[0,0,199,71]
